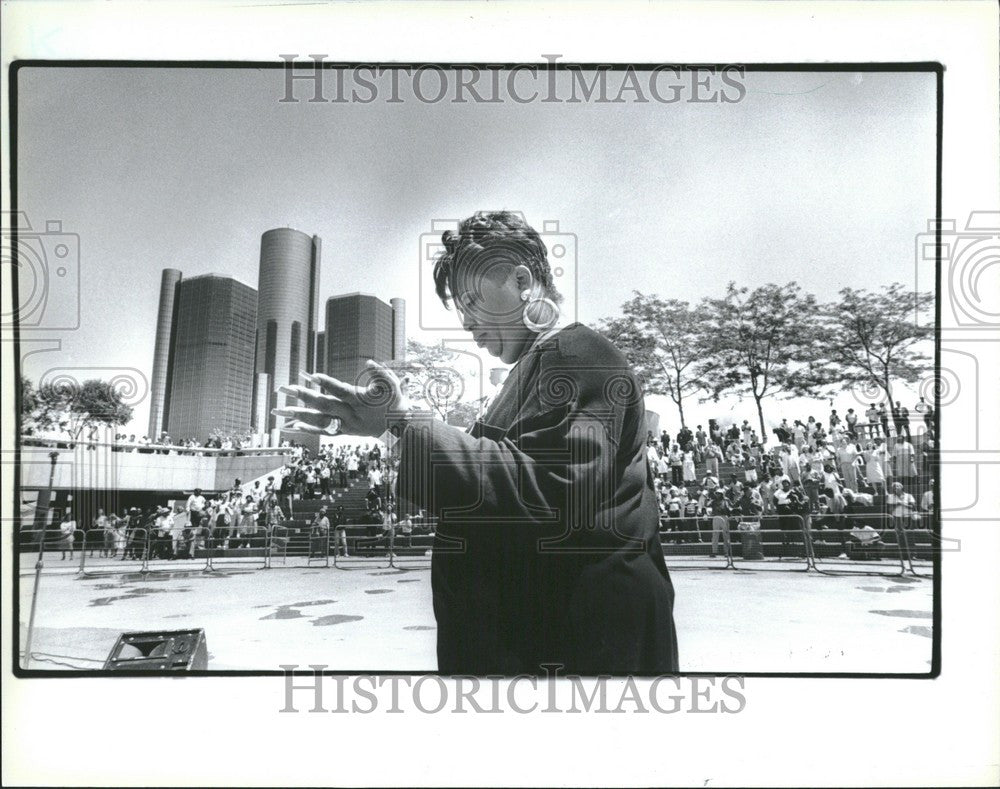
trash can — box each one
[739,520,764,560]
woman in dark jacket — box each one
[275,211,678,675]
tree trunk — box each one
[676,398,686,430]
[755,396,767,445]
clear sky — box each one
[15,66,937,434]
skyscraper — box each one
[147,268,182,439]
[163,274,258,441]
[324,293,405,386]
[253,228,321,442]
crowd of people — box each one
[50,440,432,562]
[108,431,275,456]
[48,395,935,564]
[645,397,936,559]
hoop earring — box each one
[522,297,559,333]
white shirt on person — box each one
[887,492,916,519]
[866,449,887,483]
[187,494,206,513]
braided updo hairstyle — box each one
[433,211,564,309]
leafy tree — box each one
[817,283,934,403]
[390,340,481,423]
[595,293,708,429]
[23,378,134,440]
[698,282,823,439]
[19,376,38,432]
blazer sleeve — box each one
[395,363,643,537]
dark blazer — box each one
[397,323,678,675]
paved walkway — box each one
[18,554,933,673]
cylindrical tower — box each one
[390,297,406,360]
[147,268,182,439]
[254,228,321,440]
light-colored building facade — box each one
[252,228,321,444]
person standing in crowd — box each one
[694,425,708,461]
[891,433,918,486]
[877,402,890,438]
[774,478,802,544]
[655,449,669,483]
[705,441,722,478]
[865,439,889,498]
[310,506,330,558]
[228,490,243,549]
[319,462,332,501]
[844,408,858,440]
[660,429,671,454]
[863,404,878,437]
[279,468,296,518]
[381,501,397,558]
[802,466,822,512]
[102,511,119,558]
[186,488,206,535]
[821,463,843,498]
[886,482,917,532]
[682,448,697,486]
[669,444,684,486]
[332,504,349,558]
[368,463,384,498]
[829,408,840,431]
[758,477,775,516]
[304,465,317,500]
[891,401,905,440]
[920,478,934,515]
[59,511,77,560]
[790,420,805,451]
[915,396,935,435]
[895,401,912,442]
[678,425,693,451]
[237,495,257,550]
[709,490,731,558]
[836,438,859,492]
[167,506,185,558]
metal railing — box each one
[659,513,934,579]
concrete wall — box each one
[19,444,289,493]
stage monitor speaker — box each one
[103,628,208,671]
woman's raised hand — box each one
[272,359,411,438]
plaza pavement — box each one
[17,554,933,673]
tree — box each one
[817,283,934,403]
[390,340,482,423]
[19,376,38,433]
[698,282,823,440]
[595,293,708,429]
[24,378,134,440]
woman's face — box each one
[452,259,535,364]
